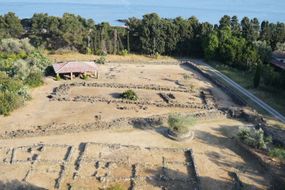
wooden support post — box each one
[70,72,73,80]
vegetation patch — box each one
[269,148,285,161]
[121,90,138,101]
[96,55,106,64]
[238,127,272,149]
[106,184,125,190]
[0,38,51,115]
[168,114,196,136]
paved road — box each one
[193,60,285,123]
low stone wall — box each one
[50,81,216,110]
[0,110,225,140]
[187,150,200,190]
[67,82,191,93]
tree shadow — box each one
[130,118,170,139]
[144,167,262,190]
[195,125,272,188]
[110,92,122,99]
[144,167,196,190]
[0,180,46,190]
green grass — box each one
[269,148,285,161]
[213,64,253,88]
[209,62,285,116]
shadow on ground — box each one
[145,167,262,190]
[0,180,46,190]
[195,124,273,189]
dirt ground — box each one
[0,62,270,190]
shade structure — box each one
[53,61,98,74]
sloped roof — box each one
[272,51,285,59]
[271,59,285,70]
[53,61,98,74]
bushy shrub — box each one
[20,38,34,54]
[0,38,49,115]
[82,73,88,80]
[86,47,93,55]
[0,38,22,54]
[0,70,30,115]
[0,91,24,116]
[168,114,196,135]
[12,59,30,80]
[121,90,138,101]
[154,52,160,59]
[96,55,106,64]
[119,49,128,56]
[0,38,34,54]
[238,127,272,149]
[269,148,285,160]
[27,50,51,72]
[25,71,44,88]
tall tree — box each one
[203,32,219,60]
[219,15,231,30]
[2,12,24,38]
[231,16,241,36]
[140,13,165,55]
[260,21,271,43]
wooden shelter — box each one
[52,61,99,79]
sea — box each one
[0,0,285,26]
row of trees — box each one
[0,12,285,90]
[0,12,128,54]
[127,14,285,89]
[1,12,284,58]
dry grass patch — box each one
[45,51,179,63]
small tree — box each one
[121,90,138,101]
[168,114,196,135]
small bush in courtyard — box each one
[168,114,196,135]
[82,73,88,80]
[238,127,272,149]
[269,148,285,161]
[96,55,106,64]
[55,75,61,81]
[121,90,138,101]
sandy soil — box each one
[0,62,270,190]
[46,52,180,63]
[0,63,220,131]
